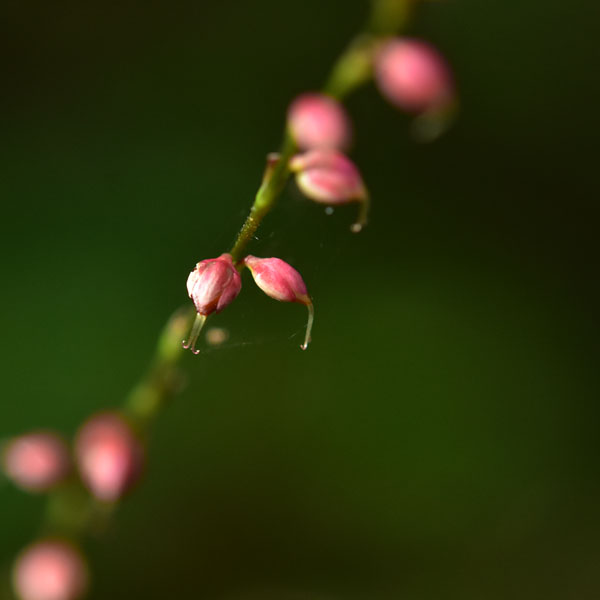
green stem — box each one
[230,133,297,263]
[124,305,193,427]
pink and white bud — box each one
[184,253,242,354]
[2,432,70,493]
[243,255,314,350]
[74,412,143,503]
[12,539,88,600]
[287,93,352,150]
[289,149,369,232]
[374,38,454,113]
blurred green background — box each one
[2,0,599,598]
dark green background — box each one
[2,1,599,598]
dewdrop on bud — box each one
[184,253,242,354]
[75,412,143,503]
[2,432,70,493]
[289,149,369,232]
[243,256,314,350]
[287,93,352,150]
[12,539,88,600]
[375,38,454,114]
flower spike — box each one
[243,256,314,350]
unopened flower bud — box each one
[289,149,369,232]
[374,38,454,113]
[184,253,242,354]
[12,539,88,600]
[2,432,70,493]
[287,93,352,150]
[243,256,314,350]
[74,412,143,503]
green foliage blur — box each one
[1,0,599,598]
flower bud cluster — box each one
[182,37,455,351]
[5,11,458,600]
[286,93,369,232]
[4,412,143,600]
[2,413,143,503]
[183,253,314,353]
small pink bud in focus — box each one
[12,539,88,600]
[289,149,369,232]
[2,432,70,493]
[287,93,352,150]
[75,412,143,503]
[184,253,242,354]
[243,255,314,350]
[375,38,454,113]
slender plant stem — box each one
[230,133,297,263]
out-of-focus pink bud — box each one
[2,432,70,493]
[74,412,143,503]
[289,149,369,232]
[243,255,314,350]
[374,38,454,113]
[184,253,242,354]
[287,93,352,150]
[12,539,88,600]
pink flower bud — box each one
[243,255,314,350]
[2,432,70,493]
[184,253,242,354]
[12,540,88,600]
[74,412,143,503]
[374,38,453,113]
[287,93,352,150]
[289,149,369,232]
